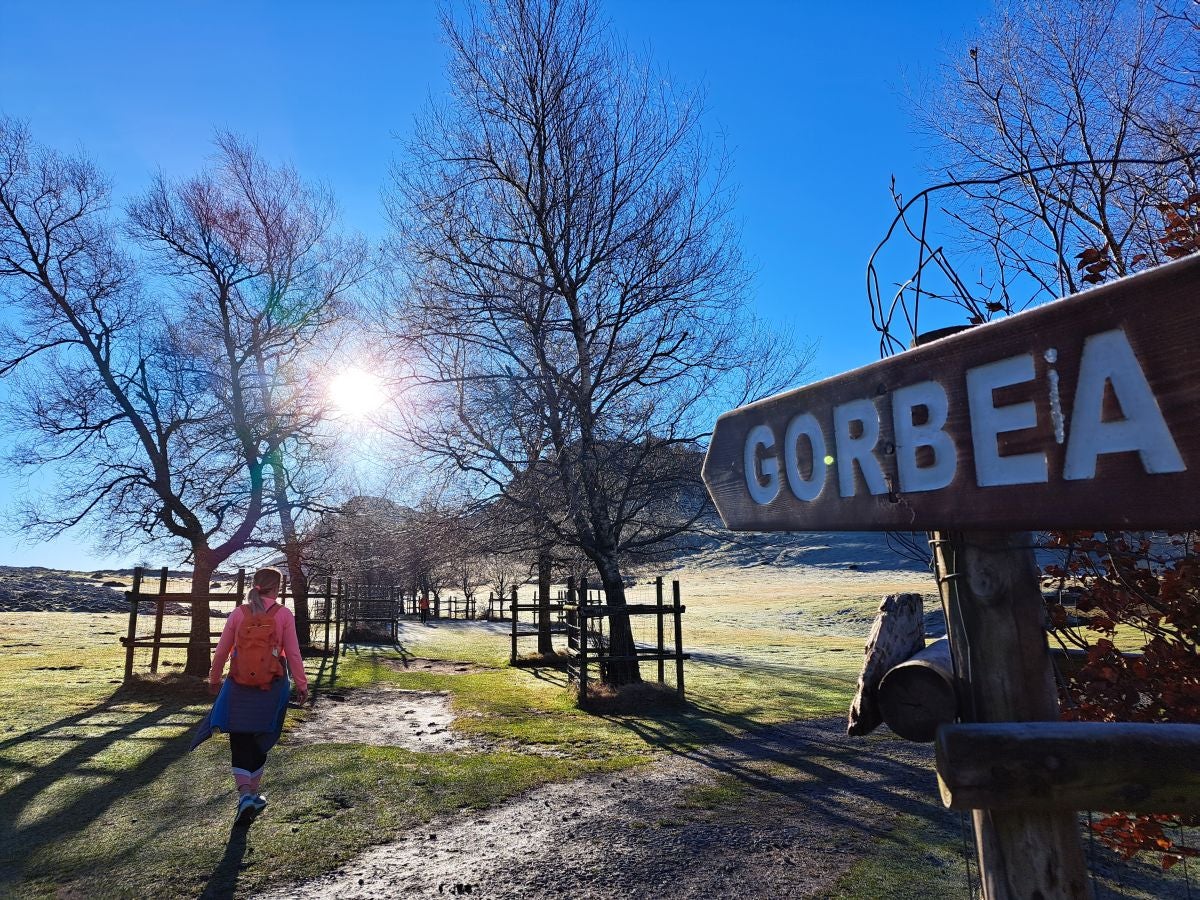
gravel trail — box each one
[257,719,951,900]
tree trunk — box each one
[537,550,553,654]
[595,554,640,685]
[269,454,311,648]
[282,538,311,649]
[186,546,217,676]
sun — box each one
[329,367,386,419]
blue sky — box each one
[0,0,990,569]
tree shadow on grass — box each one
[0,677,208,884]
[584,669,958,847]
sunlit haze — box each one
[329,368,387,420]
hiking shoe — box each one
[234,793,257,827]
[251,793,268,813]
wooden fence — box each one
[121,567,247,682]
[564,576,688,705]
[507,586,569,662]
[122,570,378,680]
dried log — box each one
[878,637,957,742]
[847,592,924,736]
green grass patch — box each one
[675,772,746,811]
[817,812,971,900]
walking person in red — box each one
[419,591,430,624]
[190,566,309,826]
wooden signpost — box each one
[703,255,1200,533]
[702,256,1200,900]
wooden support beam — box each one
[578,577,588,707]
[323,576,333,654]
[937,722,1200,814]
[932,530,1091,900]
[509,585,518,664]
[656,576,665,684]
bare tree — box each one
[202,134,368,646]
[480,552,532,611]
[384,0,811,684]
[872,0,1200,353]
[0,121,361,673]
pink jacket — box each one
[209,598,308,692]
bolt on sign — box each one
[702,255,1200,532]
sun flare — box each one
[329,367,386,419]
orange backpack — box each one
[230,604,284,689]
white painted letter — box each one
[744,424,780,504]
[784,412,827,501]
[966,354,1048,486]
[833,399,887,497]
[892,380,957,493]
[1063,329,1185,479]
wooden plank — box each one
[703,254,1200,531]
[571,652,692,663]
[937,722,1200,814]
[577,603,687,617]
[122,592,241,603]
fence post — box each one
[656,576,665,684]
[336,578,346,657]
[578,577,588,707]
[235,568,246,606]
[932,531,1089,899]
[123,566,144,683]
[323,576,333,654]
[149,566,169,674]
[565,576,576,675]
[510,586,518,664]
[673,580,684,700]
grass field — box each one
[2,564,1178,899]
[0,563,935,898]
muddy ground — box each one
[260,705,957,900]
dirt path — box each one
[257,719,956,900]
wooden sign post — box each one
[702,256,1200,900]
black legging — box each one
[229,732,267,774]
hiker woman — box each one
[190,566,309,826]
